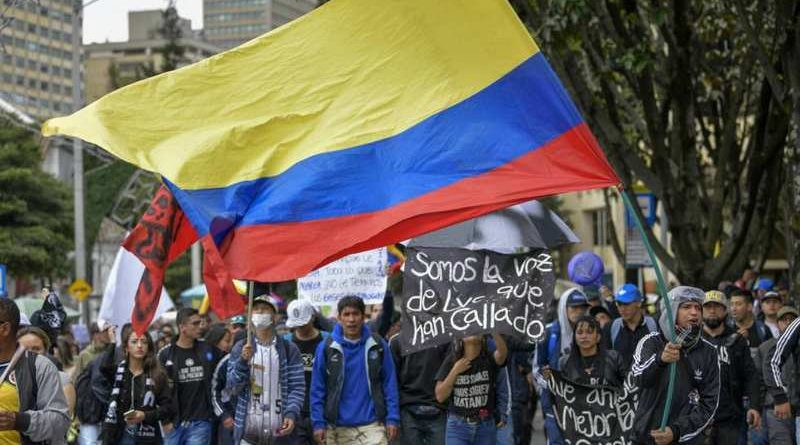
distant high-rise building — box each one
[84,10,220,104]
[0,0,80,119]
[203,0,318,50]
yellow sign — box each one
[68,279,92,302]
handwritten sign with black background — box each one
[399,247,555,354]
[547,370,637,445]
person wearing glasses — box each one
[103,330,175,444]
[0,298,70,444]
[157,308,222,445]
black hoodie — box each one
[702,323,760,424]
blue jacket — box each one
[226,334,305,444]
[310,324,400,430]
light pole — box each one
[71,0,102,324]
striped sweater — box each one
[226,334,306,444]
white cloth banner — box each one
[99,246,174,334]
[297,247,388,306]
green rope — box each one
[619,187,675,431]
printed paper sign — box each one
[399,247,555,354]
[297,248,388,306]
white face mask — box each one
[251,313,273,329]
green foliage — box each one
[85,161,137,252]
[512,0,798,287]
[0,120,72,278]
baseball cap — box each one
[566,289,590,307]
[252,294,278,312]
[230,315,246,326]
[703,290,728,309]
[286,299,315,328]
[778,306,799,320]
[762,291,782,302]
[755,278,775,291]
[615,284,643,304]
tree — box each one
[0,118,72,279]
[511,0,799,289]
[109,0,186,89]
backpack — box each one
[75,364,105,424]
[610,316,658,349]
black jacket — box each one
[765,317,800,406]
[102,364,175,444]
[559,348,626,388]
[389,333,448,409]
[629,330,720,445]
[702,324,760,423]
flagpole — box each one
[245,281,254,347]
[618,185,675,431]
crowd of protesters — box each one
[0,273,796,445]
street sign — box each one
[625,192,657,267]
[0,264,6,297]
[68,278,92,302]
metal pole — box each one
[191,243,201,286]
[71,1,88,324]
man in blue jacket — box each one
[310,296,400,445]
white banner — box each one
[297,248,388,306]
[99,246,174,336]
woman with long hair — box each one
[558,315,625,388]
[102,329,175,444]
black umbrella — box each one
[408,200,579,252]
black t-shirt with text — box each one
[291,333,324,415]
[435,351,498,419]
[171,345,212,422]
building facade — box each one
[0,0,79,119]
[83,10,220,103]
[203,0,318,50]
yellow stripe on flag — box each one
[42,0,537,190]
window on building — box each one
[27,78,36,88]
[40,81,48,91]
[27,59,36,70]
[40,64,49,73]
[591,209,610,246]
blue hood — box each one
[332,323,370,347]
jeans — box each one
[398,406,446,445]
[540,391,564,445]
[765,409,794,445]
[164,420,212,445]
[119,431,136,445]
[445,416,496,445]
[78,423,101,445]
[496,416,514,445]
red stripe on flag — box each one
[123,186,199,334]
[219,123,619,281]
[201,236,244,320]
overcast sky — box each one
[83,0,203,44]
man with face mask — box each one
[701,290,761,444]
[226,294,306,444]
[629,286,720,445]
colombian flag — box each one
[43,0,619,282]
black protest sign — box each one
[399,247,555,354]
[547,370,638,445]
